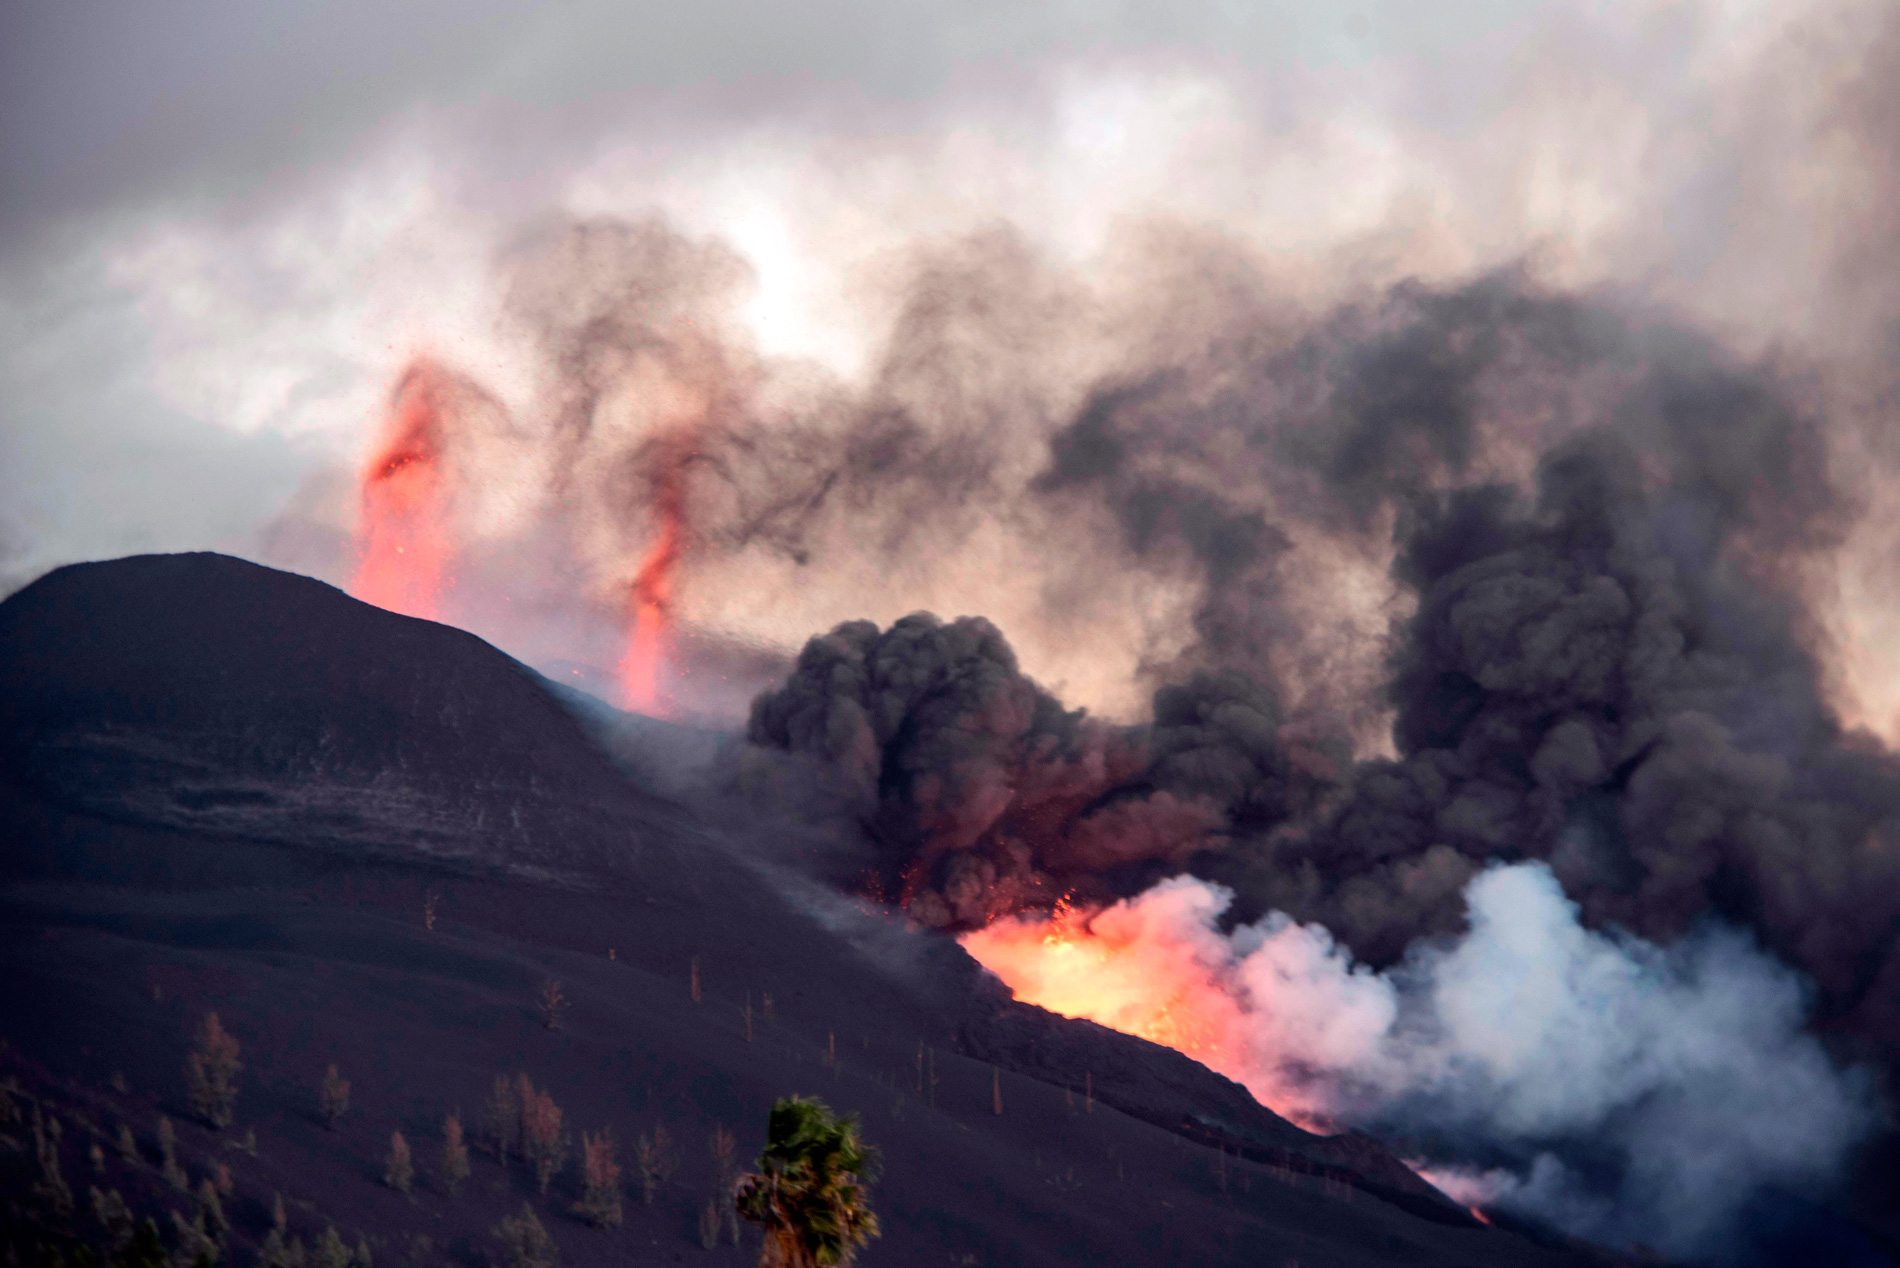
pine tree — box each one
[384,1131,414,1195]
[441,1113,470,1196]
[156,1117,188,1191]
[711,1126,741,1246]
[485,1076,519,1161]
[573,1130,621,1229]
[314,1225,350,1268]
[170,1207,220,1268]
[185,1014,242,1130]
[734,1096,880,1268]
[538,980,566,1031]
[633,1124,676,1206]
[31,1105,74,1217]
[519,1081,567,1196]
[258,1194,295,1268]
[319,1066,350,1130]
[492,1204,557,1268]
[194,1177,228,1240]
[123,1220,167,1268]
[89,1186,134,1253]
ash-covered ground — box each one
[0,553,1666,1268]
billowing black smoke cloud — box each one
[733,273,1900,1252]
[1243,423,1900,1025]
[744,612,1338,926]
[256,194,1900,1256]
[745,268,1900,1084]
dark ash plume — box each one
[734,263,1900,1255]
[740,264,1900,1083]
[743,613,1337,928]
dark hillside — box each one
[0,554,1621,1268]
[0,553,687,886]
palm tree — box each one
[734,1096,880,1267]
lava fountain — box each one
[352,361,454,620]
[618,427,692,714]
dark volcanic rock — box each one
[0,552,1618,1267]
[0,552,687,885]
[954,983,1475,1227]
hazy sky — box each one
[2,0,1892,650]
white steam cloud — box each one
[965,863,1877,1256]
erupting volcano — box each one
[351,361,454,621]
[17,0,1900,1261]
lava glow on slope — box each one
[352,361,452,621]
[959,880,1346,1129]
[958,875,1413,1133]
[962,895,1248,1073]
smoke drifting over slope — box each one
[963,864,1874,1259]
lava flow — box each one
[618,429,691,714]
[352,361,453,620]
[961,889,1257,1103]
[959,875,1395,1132]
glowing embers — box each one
[353,361,455,620]
[618,428,692,714]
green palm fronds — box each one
[734,1096,881,1268]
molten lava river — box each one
[957,876,1394,1132]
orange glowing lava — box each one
[353,361,454,620]
[619,430,691,714]
[960,877,1392,1130]
[961,894,1252,1093]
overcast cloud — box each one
[3,0,1896,710]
